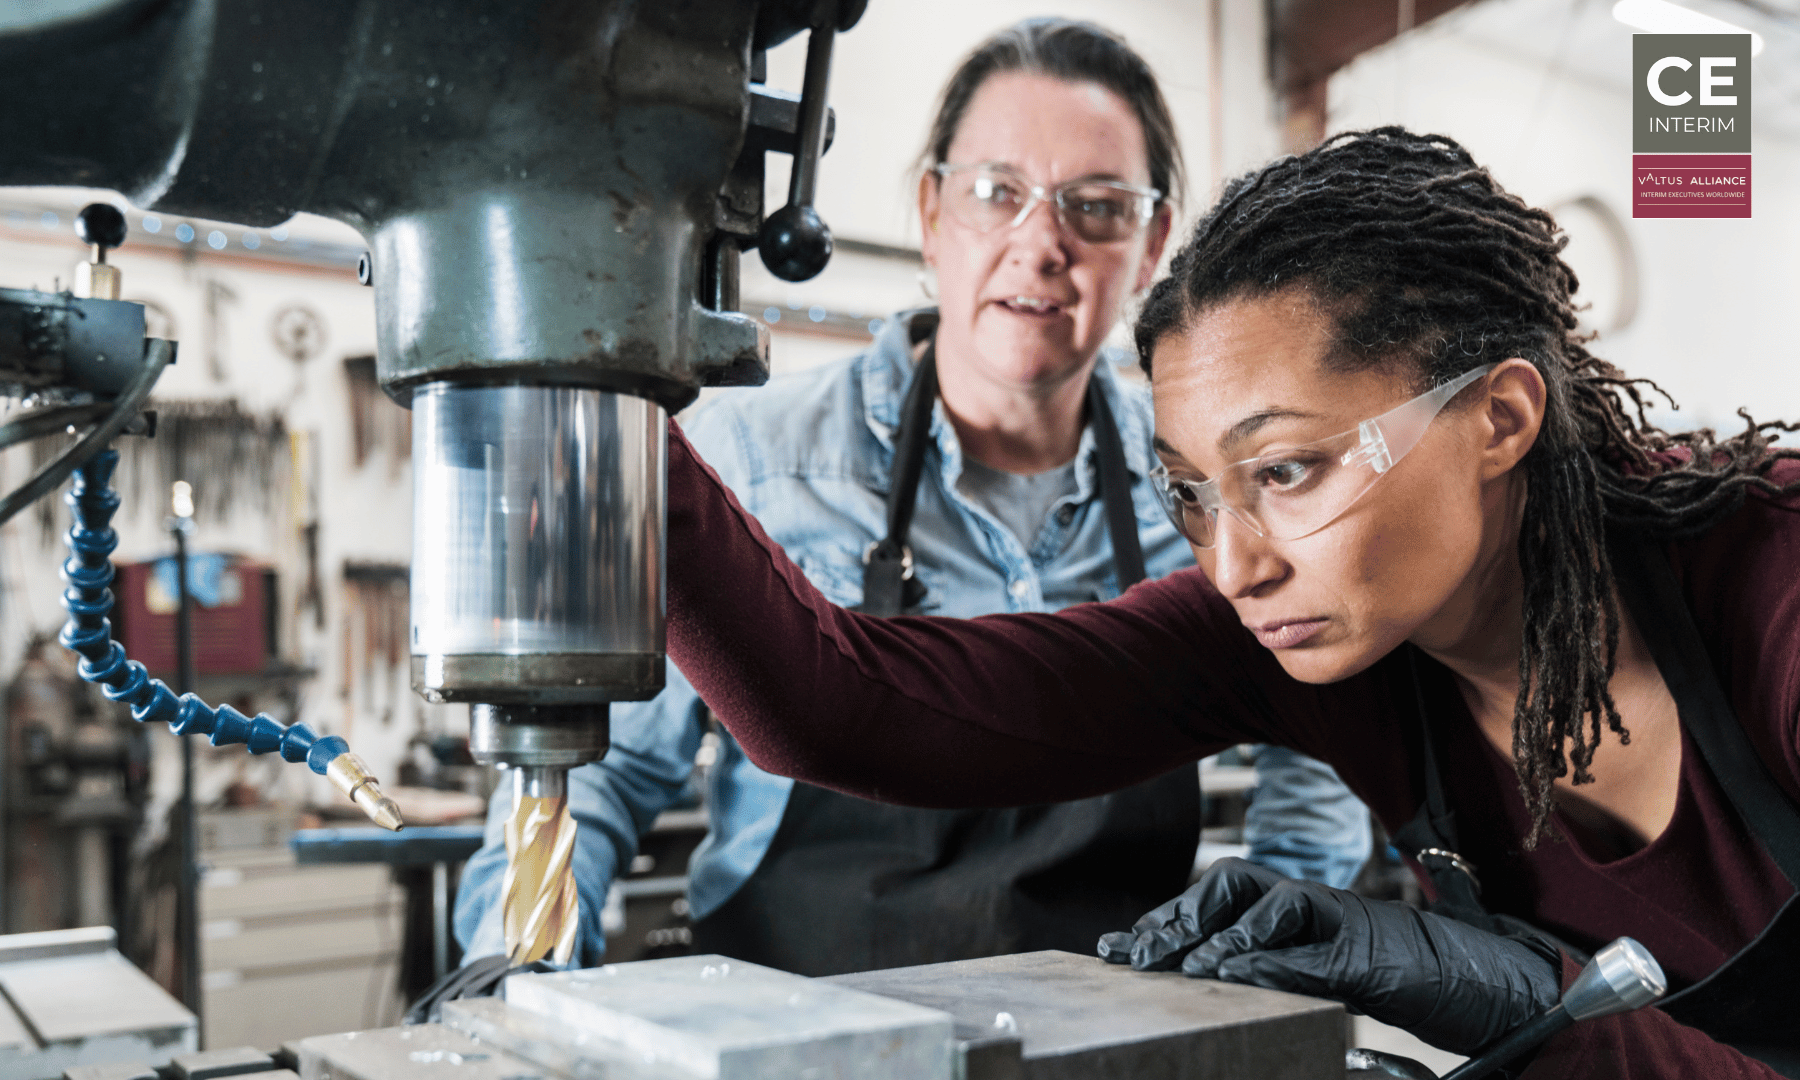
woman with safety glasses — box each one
[661,127,1800,1076]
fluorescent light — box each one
[1612,0,1765,56]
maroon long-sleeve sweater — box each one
[665,422,1799,1077]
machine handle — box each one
[75,203,126,256]
[74,202,126,300]
[758,0,837,281]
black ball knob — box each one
[75,203,127,250]
[758,204,833,282]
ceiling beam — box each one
[1270,0,1479,150]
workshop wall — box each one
[1329,0,1800,432]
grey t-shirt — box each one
[955,454,1079,550]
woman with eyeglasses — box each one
[662,127,1800,1077]
[455,18,1371,977]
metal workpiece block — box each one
[825,950,1346,1080]
[294,1024,558,1080]
[442,998,663,1080]
[171,1046,275,1079]
[953,1032,1025,1080]
[0,927,116,967]
[0,935,196,1080]
[277,1041,307,1071]
[61,1065,159,1080]
[502,955,956,1080]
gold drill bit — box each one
[326,752,405,831]
[503,768,578,967]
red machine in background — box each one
[112,556,277,677]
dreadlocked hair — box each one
[1135,127,1800,846]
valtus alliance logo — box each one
[1633,34,1752,218]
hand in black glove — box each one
[1097,858,1562,1054]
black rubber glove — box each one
[1098,858,1562,1055]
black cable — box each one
[0,338,172,526]
[1345,1048,1437,1080]
[0,402,111,453]
[403,956,556,1025]
[1440,1006,1570,1080]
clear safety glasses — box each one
[933,162,1160,244]
[1150,364,1497,549]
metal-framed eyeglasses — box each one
[933,162,1161,244]
[1150,364,1497,549]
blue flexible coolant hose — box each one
[55,447,401,828]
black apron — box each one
[1394,533,1800,1075]
[692,339,1199,977]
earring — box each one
[916,265,938,301]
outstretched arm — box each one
[665,420,1328,808]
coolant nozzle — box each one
[327,752,405,831]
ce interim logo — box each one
[1633,34,1751,218]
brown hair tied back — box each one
[1135,127,1799,845]
[921,17,1185,209]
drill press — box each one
[0,0,858,966]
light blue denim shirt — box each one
[454,308,1368,964]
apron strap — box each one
[1392,649,1596,961]
[1088,380,1147,590]
[860,341,938,616]
[1608,533,1800,885]
[862,346,1146,614]
[1392,648,1495,929]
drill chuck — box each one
[469,703,611,769]
[409,384,666,707]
